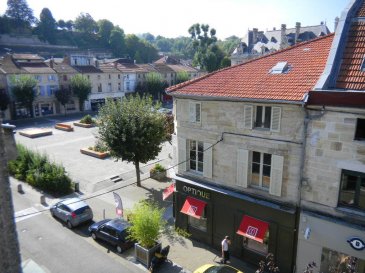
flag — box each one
[113,192,123,217]
[162,183,175,200]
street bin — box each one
[74,182,80,192]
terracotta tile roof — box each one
[168,64,198,73]
[12,53,44,61]
[73,65,103,73]
[115,63,146,73]
[0,55,24,74]
[19,62,56,74]
[167,34,334,102]
[46,61,78,74]
[98,62,121,73]
[335,21,365,90]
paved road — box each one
[13,114,172,194]
[12,179,147,273]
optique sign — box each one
[183,186,210,200]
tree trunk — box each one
[79,100,84,112]
[0,122,22,273]
[135,160,141,187]
[64,104,67,116]
[29,102,34,118]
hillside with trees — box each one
[0,0,238,70]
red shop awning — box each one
[180,196,207,219]
[236,215,269,243]
[162,183,175,200]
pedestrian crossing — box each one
[15,207,41,223]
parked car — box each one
[194,264,244,273]
[50,197,93,229]
[88,218,135,253]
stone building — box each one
[166,33,334,273]
[231,22,331,66]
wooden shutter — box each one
[203,143,213,179]
[270,107,281,132]
[236,149,249,188]
[189,102,196,123]
[269,155,284,196]
[178,137,187,172]
[243,105,253,129]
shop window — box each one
[354,118,365,141]
[188,208,207,231]
[66,100,76,111]
[189,102,201,123]
[320,247,365,273]
[338,170,365,210]
[243,230,269,255]
[189,140,204,173]
[251,151,271,189]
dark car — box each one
[88,218,135,253]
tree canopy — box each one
[109,26,126,57]
[37,8,57,43]
[74,13,97,34]
[0,90,10,112]
[97,95,167,187]
[54,87,72,115]
[70,75,91,111]
[10,75,38,117]
[5,0,36,29]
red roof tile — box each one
[167,34,334,102]
[335,20,365,90]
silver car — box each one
[50,197,93,229]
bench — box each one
[55,123,74,132]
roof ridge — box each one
[167,33,334,93]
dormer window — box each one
[361,56,365,71]
[270,61,290,74]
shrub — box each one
[80,114,95,124]
[150,163,166,175]
[127,201,166,249]
[7,144,72,195]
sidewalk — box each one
[12,176,257,273]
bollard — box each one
[17,184,23,193]
[40,195,46,205]
[103,209,105,219]
[74,182,80,192]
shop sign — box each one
[183,185,210,200]
[347,237,365,251]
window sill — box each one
[336,206,365,217]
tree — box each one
[74,13,97,34]
[57,19,66,29]
[97,19,114,46]
[144,72,167,100]
[0,90,10,114]
[5,0,36,30]
[176,71,190,84]
[70,74,91,111]
[65,20,74,31]
[97,95,167,187]
[10,75,37,118]
[37,8,57,43]
[109,26,125,57]
[54,88,71,115]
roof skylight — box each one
[270,61,289,74]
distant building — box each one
[231,22,331,65]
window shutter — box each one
[269,155,284,196]
[270,107,281,132]
[243,105,253,129]
[189,102,196,122]
[236,149,249,188]
[178,137,187,172]
[203,143,213,179]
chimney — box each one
[252,28,258,44]
[49,57,54,68]
[295,22,301,44]
[280,24,288,49]
[62,55,71,65]
[334,16,340,32]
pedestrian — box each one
[221,235,231,264]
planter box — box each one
[73,122,94,128]
[135,242,161,268]
[55,123,74,132]
[19,129,52,138]
[150,170,167,181]
[80,148,109,159]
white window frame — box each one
[189,140,204,174]
[189,102,201,124]
[244,105,281,132]
[255,105,272,129]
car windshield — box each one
[205,265,240,273]
[74,206,90,215]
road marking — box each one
[15,207,41,223]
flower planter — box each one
[73,122,94,128]
[80,148,109,159]
[150,170,167,181]
[134,242,161,268]
[55,123,74,132]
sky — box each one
[0,0,349,40]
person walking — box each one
[221,236,231,264]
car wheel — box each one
[67,221,73,229]
[91,232,97,240]
[116,245,123,253]
[50,210,55,217]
